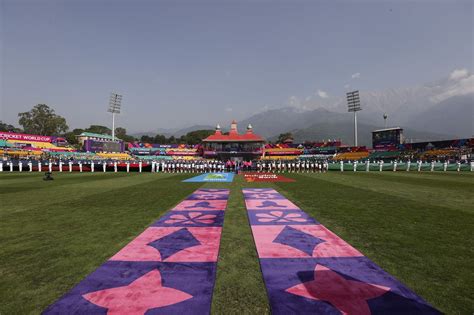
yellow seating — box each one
[4,150,42,156]
[7,140,53,148]
[421,149,456,157]
[6,140,74,151]
[96,152,132,160]
[171,156,201,160]
[332,152,369,161]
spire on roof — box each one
[246,124,253,134]
[215,123,222,135]
[229,120,238,135]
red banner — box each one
[166,150,198,156]
[264,150,303,155]
[0,132,52,143]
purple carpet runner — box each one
[44,188,229,315]
[243,188,440,315]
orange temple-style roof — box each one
[203,121,264,142]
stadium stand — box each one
[1,149,43,157]
[136,155,173,161]
[262,142,304,160]
[420,149,459,159]
[95,152,132,160]
[47,151,98,160]
[6,140,74,151]
[261,155,303,160]
[128,143,200,158]
[332,151,370,161]
[0,140,13,148]
[0,128,472,172]
[368,150,402,160]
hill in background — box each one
[133,72,472,144]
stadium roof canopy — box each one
[372,127,403,133]
[203,120,264,142]
[77,132,119,140]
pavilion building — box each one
[202,120,265,161]
[76,132,124,153]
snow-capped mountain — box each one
[282,69,473,137]
[135,69,472,142]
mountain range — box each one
[133,70,473,146]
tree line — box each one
[0,104,214,147]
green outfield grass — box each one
[0,172,473,314]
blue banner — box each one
[183,173,235,183]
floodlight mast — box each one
[346,90,362,147]
[108,93,122,141]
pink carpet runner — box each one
[243,188,440,314]
[45,188,229,314]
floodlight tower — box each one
[346,90,362,146]
[108,93,122,141]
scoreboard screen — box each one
[85,140,122,153]
[372,128,403,149]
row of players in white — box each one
[1,160,472,172]
[160,161,226,173]
[158,161,330,173]
[255,161,328,173]
[148,161,330,173]
[159,161,330,173]
[341,160,468,172]
[0,160,328,173]
[0,160,226,173]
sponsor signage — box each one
[0,132,52,143]
[166,150,198,156]
[132,150,151,155]
[155,144,175,148]
[243,172,295,182]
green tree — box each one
[153,134,167,144]
[18,104,68,135]
[140,135,154,143]
[115,127,135,142]
[0,121,21,132]
[115,127,127,139]
[84,125,111,135]
[63,132,78,145]
[63,128,84,145]
[277,132,293,143]
[183,129,214,145]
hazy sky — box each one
[1,0,472,133]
